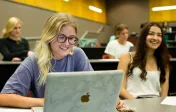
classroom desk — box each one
[122,97,176,112]
[0,62,20,91]
[1,98,176,112]
[0,98,175,112]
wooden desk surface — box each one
[122,97,176,112]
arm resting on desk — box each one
[108,54,115,59]
[117,53,135,99]
[120,88,134,99]
[160,69,170,96]
[0,94,44,108]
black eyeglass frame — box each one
[56,34,78,45]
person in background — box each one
[0,17,33,61]
[0,13,124,109]
[135,21,149,38]
[118,22,170,99]
[162,21,172,33]
[104,23,134,59]
[140,21,149,30]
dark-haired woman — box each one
[118,22,170,99]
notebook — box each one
[31,70,124,112]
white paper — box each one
[161,97,176,106]
[0,107,31,112]
[31,107,43,112]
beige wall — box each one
[106,0,149,33]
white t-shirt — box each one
[104,40,134,59]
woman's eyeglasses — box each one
[56,34,78,45]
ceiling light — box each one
[89,5,102,13]
[63,0,69,2]
[152,5,176,11]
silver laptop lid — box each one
[44,70,124,112]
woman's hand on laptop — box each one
[116,99,124,109]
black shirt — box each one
[0,38,29,61]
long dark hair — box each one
[128,22,170,83]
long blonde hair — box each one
[34,12,77,86]
[2,17,23,38]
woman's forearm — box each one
[120,89,135,100]
[0,94,44,108]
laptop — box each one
[32,70,124,112]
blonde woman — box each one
[0,17,33,61]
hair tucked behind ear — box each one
[34,12,77,86]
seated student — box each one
[162,21,172,33]
[105,23,134,59]
[0,12,123,109]
[118,22,170,99]
[140,21,149,30]
[0,17,33,61]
